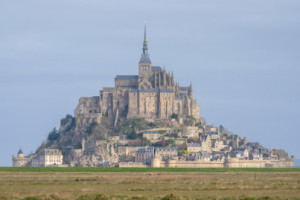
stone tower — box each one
[12,149,30,167]
[138,24,152,89]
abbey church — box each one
[75,27,200,132]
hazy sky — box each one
[0,0,299,166]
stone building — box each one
[31,149,63,167]
[75,26,200,133]
[187,143,201,153]
[12,149,32,167]
[136,146,155,165]
[155,147,178,159]
[142,130,161,141]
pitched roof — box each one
[143,130,159,134]
[187,143,201,147]
[130,89,173,93]
[152,66,162,71]
[115,75,138,81]
[18,149,23,154]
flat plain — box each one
[0,168,300,200]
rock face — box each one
[70,140,118,167]
[75,97,102,134]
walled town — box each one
[13,27,294,168]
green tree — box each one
[47,128,59,142]
[166,139,176,147]
[171,113,178,119]
[219,125,224,134]
[127,129,138,140]
[87,121,109,140]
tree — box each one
[87,121,109,140]
[47,128,59,142]
[127,129,138,140]
[219,125,225,134]
[195,121,203,129]
[166,139,176,147]
[171,113,178,119]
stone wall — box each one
[119,162,148,168]
[150,158,294,168]
[75,97,102,133]
[118,146,140,156]
[225,158,294,168]
[70,140,119,167]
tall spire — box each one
[143,22,148,54]
[139,21,151,64]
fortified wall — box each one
[149,158,294,168]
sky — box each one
[0,0,300,166]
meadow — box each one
[0,168,300,200]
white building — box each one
[187,143,201,153]
[142,131,161,141]
[31,149,63,167]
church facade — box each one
[75,27,200,132]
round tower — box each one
[17,149,24,158]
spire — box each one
[189,83,193,98]
[143,23,148,54]
[139,21,151,64]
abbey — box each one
[75,27,199,132]
[12,26,294,169]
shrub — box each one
[23,197,40,200]
[161,193,180,200]
[86,121,109,140]
[127,129,138,140]
[171,113,178,119]
[47,128,59,142]
[86,121,98,135]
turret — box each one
[189,83,193,98]
[171,72,175,90]
[17,149,24,158]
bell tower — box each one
[138,22,152,89]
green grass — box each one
[0,167,299,173]
[171,138,186,141]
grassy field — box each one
[1,167,300,172]
[0,168,300,200]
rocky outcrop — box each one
[70,140,118,167]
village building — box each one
[142,130,161,141]
[155,147,177,159]
[187,143,201,153]
[136,146,154,165]
[31,149,63,167]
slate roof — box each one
[187,143,201,147]
[136,147,154,154]
[143,131,159,134]
[179,87,189,91]
[152,66,162,71]
[160,89,173,93]
[139,53,151,64]
[155,147,177,152]
[115,75,138,81]
[130,89,173,93]
[18,149,23,154]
